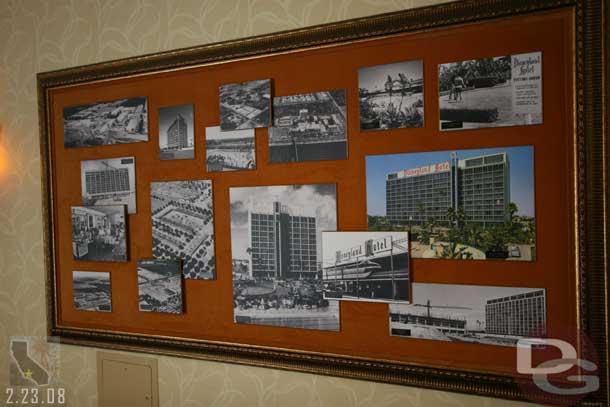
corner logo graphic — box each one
[9,337,60,386]
[516,333,599,404]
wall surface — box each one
[0,1,536,406]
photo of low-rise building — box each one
[269,90,347,163]
[389,283,546,346]
[220,79,271,130]
[64,97,148,148]
[322,231,409,303]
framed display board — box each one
[37,0,608,404]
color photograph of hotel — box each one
[367,146,535,261]
[389,283,546,347]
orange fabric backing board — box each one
[48,9,575,375]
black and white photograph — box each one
[64,97,148,148]
[389,283,546,346]
[269,90,347,163]
[151,180,215,280]
[322,231,409,303]
[205,126,255,172]
[80,157,137,214]
[71,205,127,262]
[138,259,183,314]
[359,59,424,131]
[438,52,542,130]
[72,271,112,312]
[158,104,195,160]
[367,146,536,261]
[219,79,271,130]
[230,184,340,331]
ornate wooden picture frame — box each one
[37,0,608,403]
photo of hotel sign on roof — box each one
[389,283,546,347]
[366,146,535,261]
[438,52,542,131]
[63,96,149,148]
[322,231,409,303]
[268,90,347,163]
[219,79,271,130]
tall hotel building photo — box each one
[386,152,511,225]
[166,114,189,150]
[84,164,131,198]
[248,202,318,280]
[485,289,546,337]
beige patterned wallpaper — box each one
[0,0,536,405]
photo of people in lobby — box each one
[71,205,127,262]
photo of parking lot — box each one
[151,180,215,279]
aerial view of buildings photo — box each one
[220,79,271,130]
[63,96,148,148]
[71,205,127,262]
[269,90,347,163]
[158,104,195,160]
[80,157,137,214]
[151,180,215,280]
[438,52,542,130]
[359,59,424,130]
[138,259,183,314]
[366,146,535,261]
[205,126,256,172]
[230,184,340,331]
[389,283,546,347]
[72,271,112,312]
[322,231,409,303]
